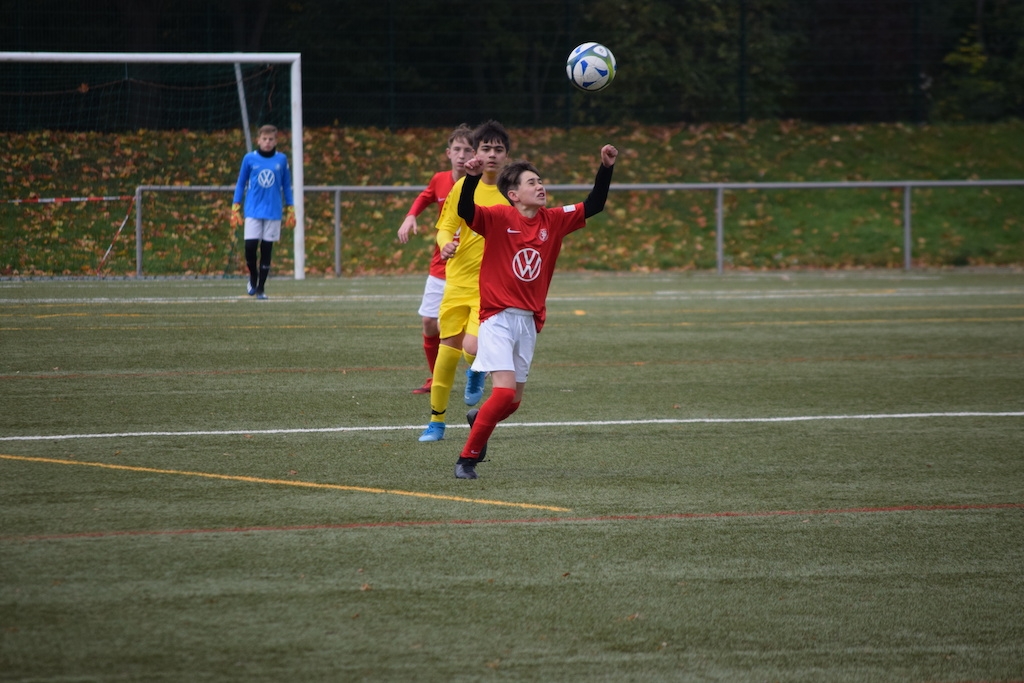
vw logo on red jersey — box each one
[512,248,542,281]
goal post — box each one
[0,51,308,280]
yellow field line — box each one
[0,454,570,512]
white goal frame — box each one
[0,51,309,279]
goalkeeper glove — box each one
[230,203,243,228]
[284,205,296,229]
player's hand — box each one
[230,203,243,228]
[601,144,618,167]
[463,157,483,176]
[440,241,457,260]
[284,206,296,229]
[397,215,417,243]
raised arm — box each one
[457,156,483,225]
[582,144,618,218]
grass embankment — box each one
[2,120,1023,276]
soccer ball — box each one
[566,42,617,92]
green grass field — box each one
[2,270,1023,682]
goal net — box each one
[0,52,307,279]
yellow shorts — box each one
[437,283,480,339]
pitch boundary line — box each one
[5,502,1021,543]
[0,454,569,512]
[2,411,1022,443]
[5,284,1024,306]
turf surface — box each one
[1,270,1023,681]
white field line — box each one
[2,412,1022,442]
[4,285,1024,306]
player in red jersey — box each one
[397,125,475,394]
[450,143,618,479]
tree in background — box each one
[932,0,1024,120]
[1,0,1021,127]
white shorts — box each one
[244,217,281,242]
[472,308,536,384]
[417,275,446,319]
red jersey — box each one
[468,202,586,332]
[407,171,458,279]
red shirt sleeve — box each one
[407,180,440,217]
[407,171,457,217]
[411,172,458,280]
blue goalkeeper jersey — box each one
[232,149,294,219]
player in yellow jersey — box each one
[418,120,512,442]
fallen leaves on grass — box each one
[4,122,1023,276]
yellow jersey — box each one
[435,176,507,289]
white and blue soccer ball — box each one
[566,42,617,92]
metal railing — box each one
[135,179,1024,277]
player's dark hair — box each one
[471,119,511,154]
[448,123,473,147]
[498,160,540,201]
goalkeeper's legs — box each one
[244,239,259,294]
[257,241,273,297]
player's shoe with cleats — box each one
[464,369,485,406]
[454,458,478,479]
[466,409,488,461]
[412,377,433,395]
[418,422,445,442]
[256,291,268,300]
[247,282,256,296]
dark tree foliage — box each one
[1,0,1020,128]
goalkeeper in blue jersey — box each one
[231,125,295,300]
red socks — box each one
[461,387,519,460]
[423,334,440,373]
[500,399,521,422]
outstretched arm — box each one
[457,156,483,225]
[583,144,618,218]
